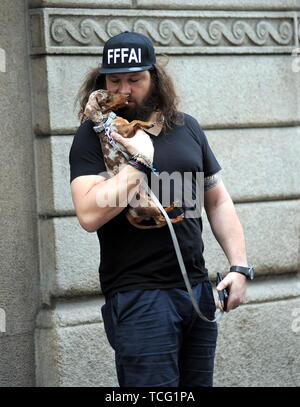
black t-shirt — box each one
[69,113,221,297]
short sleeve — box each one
[201,129,222,177]
[69,119,107,183]
[185,114,221,177]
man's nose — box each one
[118,81,131,95]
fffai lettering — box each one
[107,48,142,65]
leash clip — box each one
[104,111,117,144]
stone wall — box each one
[0,0,40,386]
[31,0,300,387]
[1,0,299,387]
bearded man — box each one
[69,32,253,387]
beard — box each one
[115,90,159,122]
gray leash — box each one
[94,119,224,323]
[145,180,224,324]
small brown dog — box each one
[83,89,184,229]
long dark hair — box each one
[75,62,181,131]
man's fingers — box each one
[216,282,225,290]
[111,132,128,146]
[227,303,240,312]
[216,272,247,312]
[111,132,122,140]
[216,278,229,291]
[111,131,154,161]
[227,294,243,312]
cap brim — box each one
[99,65,153,74]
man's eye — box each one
[130,79,139,83]
[110,80,119,84]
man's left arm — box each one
[204,177,248,312]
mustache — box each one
[115,92,158,122]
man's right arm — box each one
[71,128,154,232]
[71,164,145,232]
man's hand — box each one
[216,272,247,312]
[111,129,154,165]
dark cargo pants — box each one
[101,281,218,387]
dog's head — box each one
[84,90,127,123]
[102,91,128,112]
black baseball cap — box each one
[99,31,156,74]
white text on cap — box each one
[107,48,142,65]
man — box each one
[69,32,253,387]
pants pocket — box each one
[101,302,116,350]
[199,280,217,319]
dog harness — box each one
[93,111,116,135]
[94,112,131,160]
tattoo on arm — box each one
[204,171,221,191]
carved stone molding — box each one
[29,8,299,55]
[28,1,300,11]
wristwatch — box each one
[229,265,254,280]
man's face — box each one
[105,70,154,121]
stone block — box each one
[28,0,300,9]
[0,333,35,387]
[169,55,299,129]
[0,210,39,335]
[206,126,300,201]
[35,297,118,387]
[31,56,84,134]
[244,274,300,305]
[136,0,300,10]
[39,217,101,303]
[29,0,132,7]
[214,297,300,387]
[35,135,74,215]
[30,57,51,135]
[203,200,300,277]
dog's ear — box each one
[94,90,110,107]
[106,91,115,103]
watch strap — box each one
[230,266,250,273]
[230,265,254,280]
